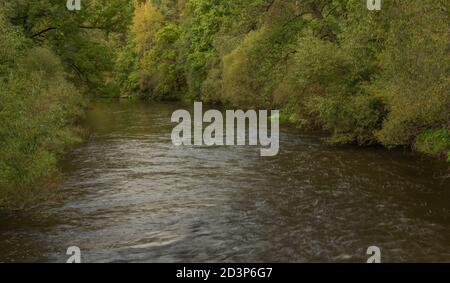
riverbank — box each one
[115,1,449,163]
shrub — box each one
[414,128,450,158]
[373,0,450,148]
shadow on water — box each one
[1,99,449,262]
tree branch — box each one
[30,25,105,39]
[31,27,56,38]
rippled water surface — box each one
[1,100,449,262]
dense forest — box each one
[0,0,449,208]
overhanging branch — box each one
[31,27,56,38]
[30,25,105,38]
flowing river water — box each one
[1,100,449,262]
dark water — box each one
[1,100,449,263]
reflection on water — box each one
[0,99,449,262]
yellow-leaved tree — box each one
[131,0,165,56]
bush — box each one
[315,94,384,145]
[273,36,384,144]
[373,0,450,148]
[414,128,450,158]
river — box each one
[1,99,449,262]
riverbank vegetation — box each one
[0,1,132,208]
[115,0,449,161]
[0,0,449,208]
